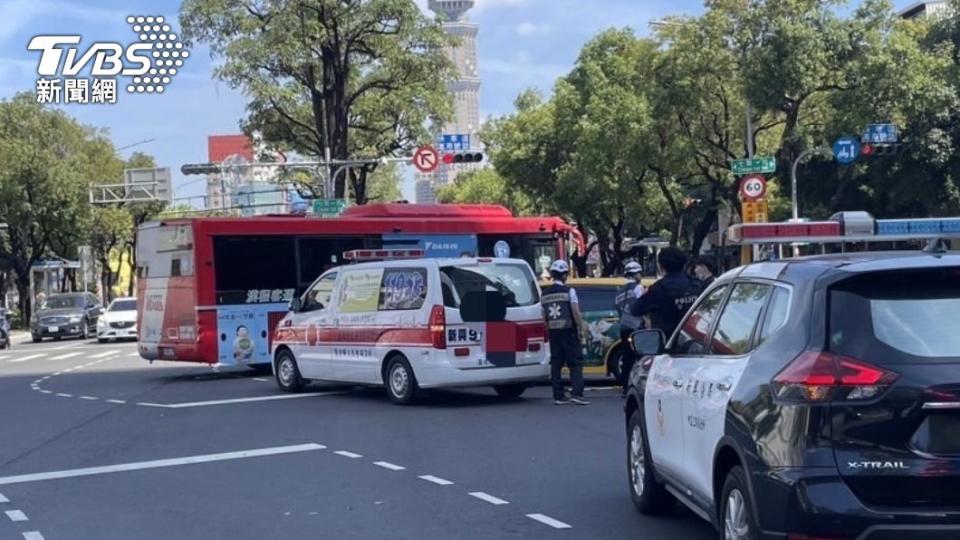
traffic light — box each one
[442,152,484,164]
[181,163,223,175]
[860,143,903,157]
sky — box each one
[0,0,922,204]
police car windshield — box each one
[441,263,538,308]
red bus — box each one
[135,203,583,366]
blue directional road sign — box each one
[439,134,471,152]
[833,136,860,165]
[862,123,898,145]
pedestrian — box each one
[615,261,645,393]
[630,247,700,339]
[542,259,590,406]
[693,256,717,290]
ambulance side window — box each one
[378,268,428,311]
[303,273,337,312]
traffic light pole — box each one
[790,146,831,221]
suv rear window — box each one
[441,263,538,308]
[830,268,960,360]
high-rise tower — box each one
[415,0,481,203]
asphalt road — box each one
[0,336,715,540]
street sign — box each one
[312,198,347,218]
[413,145,440,174]
[833,136,860,164]
[742,199,769,224]
[862,123,898,145]
[439,134,471,152]
[739,174,767,201]
[731,156,776,176]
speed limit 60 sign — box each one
[739,174,767,201]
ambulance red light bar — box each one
[343,249,426,261]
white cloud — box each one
[515,22,552,36]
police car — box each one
[624,251,960,539]
[272,251,549,404]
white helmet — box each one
[549,259,570,274]
[624,261,642,276]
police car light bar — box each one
[727,213,960,245]
[343,249,426,261]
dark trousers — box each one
[619,328,636,386]
[550,331,584,399]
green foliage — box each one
[363,162,403,203]
[435,168,534,215]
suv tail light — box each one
[429,305,446,349]
[772,351,898,402]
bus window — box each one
[213,236,297,305]
[296,237,371,289]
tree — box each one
[181,0,456,203]
[435,168,534,215]
[363,162,402,203]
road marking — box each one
[55,393,73,398]
[526,514,571,529]
[9,354,47,363]
[79,396,98,401]
[91,350,119,358]
[334,451,362,459]
[23,532,45,540]
[0,443,326,486]
[5,509,28,521]
[469,492,509,505]
[0,492,7,502]
[252,377,269,382]
[106,399,126,404]
[136,391,342,409]
[128,352,140,357]
[418,475,453,486]
[373,461,405,471]
[50,352,82,360]
[39,390,52,394]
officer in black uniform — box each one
[542,260,589,405]
[615,261,645,392]
[630,247,699,339]
[693,256,717,291]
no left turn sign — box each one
[413,146,440,174]
[739,174,767,201]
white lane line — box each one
[469,492,509,505]
[526,514,571,529]
[106,399,126,404]
[334,451,362,459]
[0,492,7,502]
[5,509,28,521]
[136,391,342,409]
[52,372,61,376]
[54,393,73,398]
[78,396,98,401]
[252,377,268,382]
[23,532,46,540]
[418,475,454,486]
[49,352,82,360]
[91,350,119,358]
[9,354,46,363]
[0,443,326,486]
[39,390,52,395]
[128,352,140,357]
[373,461,405,471]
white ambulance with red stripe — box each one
[272,251,550,404]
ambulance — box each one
[271,250,550,404]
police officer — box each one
[615,261,645,391]
[693,256,717,291]
[630,247,699,339]
[542,260,589,405]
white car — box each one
[272,255,550,404]
[97,297,138,343]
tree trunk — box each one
[126,244,136,298]
[16,274,30,330]
[691,207,719,256]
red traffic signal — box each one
[861,144,874,157]
[442,152,484,164]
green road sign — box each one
[731,156,776,176]
[312,199,347,217]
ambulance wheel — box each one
[385,356,418,405]
[493,384,527,399]
[628,408,673,515]
[97,338,107,344]
[275,350,305,393]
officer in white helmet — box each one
[615,261,645,393]
[542,259,589,405]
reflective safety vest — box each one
[542,283,575,332]
[616,281,643,330]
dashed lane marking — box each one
[373,461,405,471]
[54,393,73,398]
[90,350,120,358]
[333,451,362,459]
[5,509,28,522]
[418,475,454,486]
[127,352,140,357]
[0,492,7,502]
[23,532,46,540]
[49,352,83,361]
[469,492,509,505]
[79,396,98,401]
[136,391,344,409]
[0,443,327,486]
[8,354,46,363]
[105,399,126,404]
[526,514,571,529]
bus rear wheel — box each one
[275,350,305,393]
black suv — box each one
[625,252,960,540]
[31,292,103,342]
